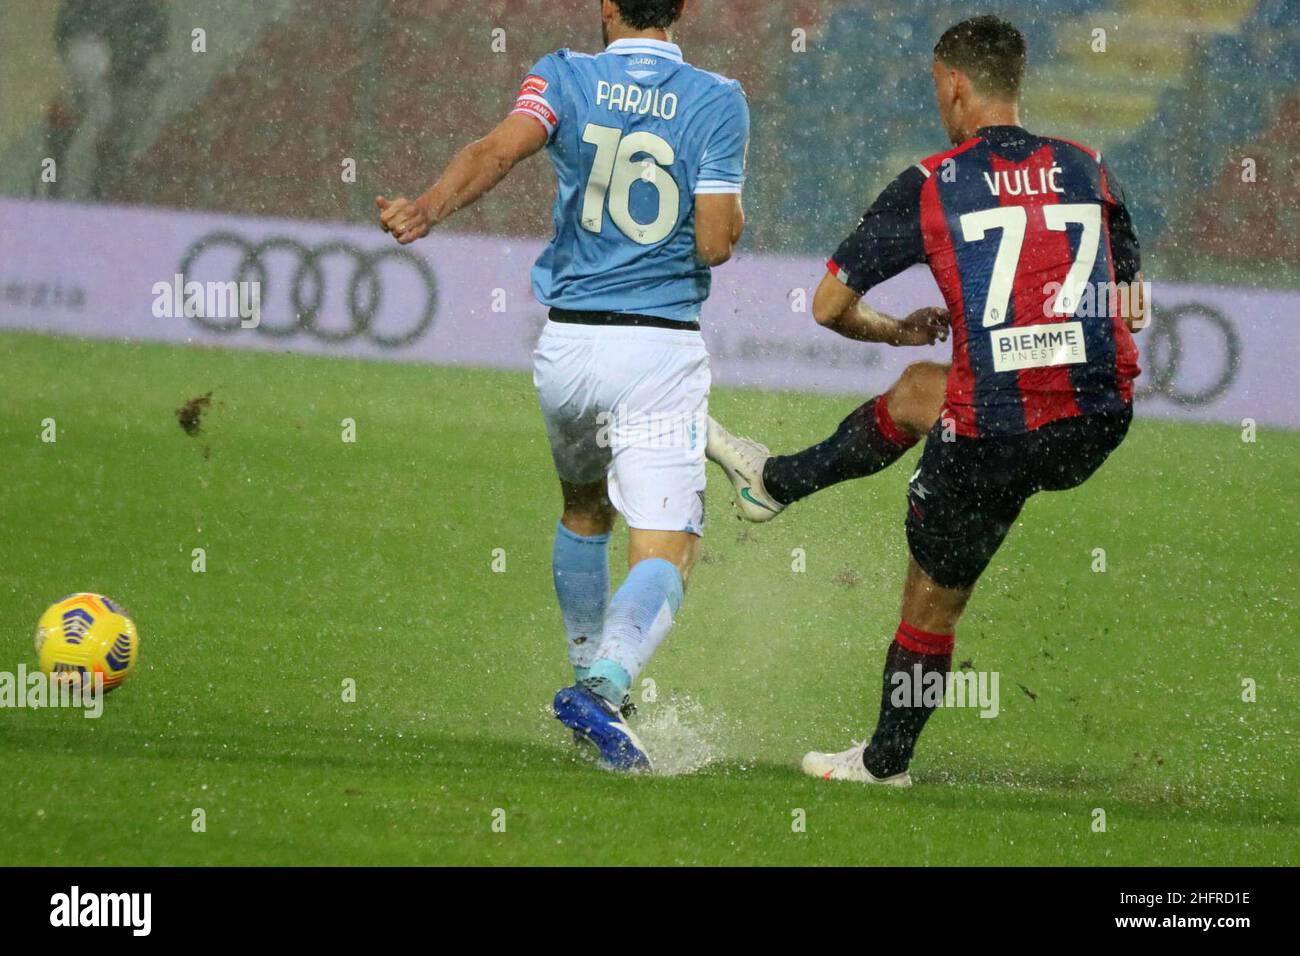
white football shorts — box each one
[533,320,710,536]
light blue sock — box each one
[585,558,684,705]
[552,522,610,681]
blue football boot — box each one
[553,685,652,772]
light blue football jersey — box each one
[511,38,749,323]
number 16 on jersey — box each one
[581,123,680,246]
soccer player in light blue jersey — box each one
[377,0,747,771]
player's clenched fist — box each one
[376,195,431,244]
[891,307,951,347]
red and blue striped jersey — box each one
[828,125,1141,438]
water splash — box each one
[634,694,724,777]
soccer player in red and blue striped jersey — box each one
[708,15,1147,785]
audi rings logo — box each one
[179,232,438,348]
[1136,302,1240,407]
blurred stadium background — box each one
[1,1,1297,868]
[2,0,1297,282]
[3,0,1297,433]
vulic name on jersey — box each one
[596,81,679,121]
[983,164,1064,197]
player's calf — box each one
[579,528,696,707]
[722,362,950,514]
[553,480,617,683]
[860,618,956,780]
[760,394,915,507]
[759,370,933,507]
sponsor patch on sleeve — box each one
[520,75,549,96]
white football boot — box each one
[801,740,913,787]
[705,416,785,522]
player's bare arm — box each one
[812,270,950,346]
[694,192,745,266]
[376,113,548,244]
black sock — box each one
[863,624,954,779]
[762,396,918,506]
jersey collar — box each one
[604,38,683,63]
[977,124,1030,138]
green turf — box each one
[0,330,1295,866]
